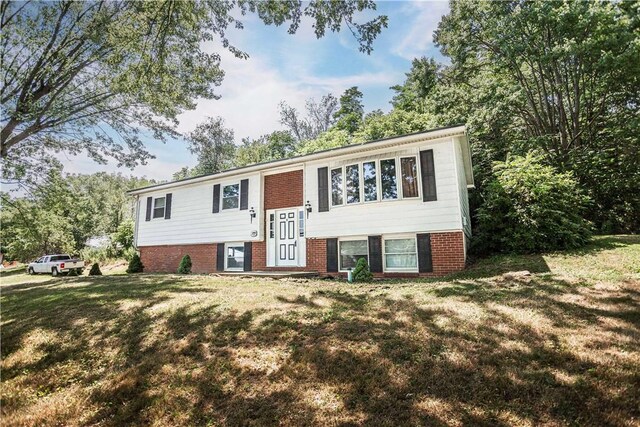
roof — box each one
[128,124,471,195]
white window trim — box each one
[382,234,419,273]
[152,196,166,219]
[221,183,240,211]
[338,237,369,272]
[328,156,423,209]
[225,242,245,271]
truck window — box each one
[51,255,71,261]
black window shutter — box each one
[326,238,338,272]
[164,193,172,219]
[368,236,382,273]
[318,167,329,212]
[243,242,252,271]
[417,233,433,273]
[212,184,221,213]
[216,243,225,271]
[420,149,437,201]
[240,179,249,211]
[145,197,152,221]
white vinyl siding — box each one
[136,174,262,246]
[305,138,463,238]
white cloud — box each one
[393,1,450,61]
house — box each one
[129,125,474,277]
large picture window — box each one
[346,164,360,204]
[380,159,398,200]
[222,184,239,210]
[331,168,343,206]
[384,238,418,271]
[400,157,419,198]
[363,161,377,202]
[226,244,244,270]
[153,197,165,218]
[339,240,368,270]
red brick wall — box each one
[139,244,217,274]
[264,170,303,210]
[430,231,466,275]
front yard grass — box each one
[1,235,639,426]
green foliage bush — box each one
[177,254,192,274]
[89,263,102,276]
[473,153,592,254]
[352,258,373,282]
[126,253,144,274]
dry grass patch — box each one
[1,236,639,426]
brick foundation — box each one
[138,231,465,277]
[139,244,217,274]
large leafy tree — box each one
[279,94,339,143]
[185,116,236,176]
[0,0,387,185]
[333,86,364,134]
[434,0,640,232]
[390,57,440,114]
[235,131,297,167]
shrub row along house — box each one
[129,125,474,277]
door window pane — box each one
[331,168,343,206]
[226,245,244,270]
[346,164,360,204]
[401,157,419,198]
[380,159,398,200]
[363,161,377,202]
[339,240,368,270]
[153,197,165,218]
[222,184,239,209]
[384,238,418,270]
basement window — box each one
[226,244,244,271]
[384,238,418,271]
[339,239,368,271]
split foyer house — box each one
[129,125,474,277]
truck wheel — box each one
[52,268,59,277]
[28,267,35,275]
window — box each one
[339,240,368,270]
[299,210,305,237]
[226,244,244,270]
[363,161,377,202]
[380,159,398,200]
[400,157,419,198]
[384,238,418,271]
[346,164,360,204]
[269,213,275,239]
[331,168,343,206]
[153,197,165,218]
[222,184,239,210]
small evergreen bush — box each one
[473,152,592,254]
[89,263,102,276]
[126,253,144,273]
[177,254,192,274]
[352,257,373,282]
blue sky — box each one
[67,1,451,181]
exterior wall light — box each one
[305,200,312,218]
[249,206,256,223]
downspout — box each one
[133,195,140,250]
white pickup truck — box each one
[27,254,85,276]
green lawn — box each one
[1,236,639,426]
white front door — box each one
[276,209,298,266]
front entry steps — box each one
[215,271,319,279]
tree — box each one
[279,94,339,143]
[126,253,144,273]
[333,87,364,134]
[89,263,102,276]
[186,117,236,176]
[1,0,387,184]
[353,109,435,142]
[435,0,640,232]
[390,57,440,113]
[473,152,592,254]
[352,258,373,282]
[235,131,297,167]
[177,254,192,274]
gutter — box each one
[128,124,467,196]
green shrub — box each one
[89,263,102,276]
[473,152,592,254]
[126,253,144,273]
[352,257,373,282]
[177,254,192,274]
